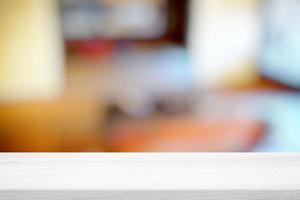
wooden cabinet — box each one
[0,98,106,151]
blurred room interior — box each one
[0,0,300,152]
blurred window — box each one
[61,0,168,40]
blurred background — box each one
[0,0,300,152]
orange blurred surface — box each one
[107,116,265,152]
[0,98,106,152]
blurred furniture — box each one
[0,98,106,151]
[106,116,265,152]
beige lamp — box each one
[0,0,64,102]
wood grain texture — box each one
[1,154,300,191]
[0,191,299,200]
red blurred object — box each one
[66,39,116,58]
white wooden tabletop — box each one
[0,153,299,199]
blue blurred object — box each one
[260,0,300,88]
[254,93,300,152]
